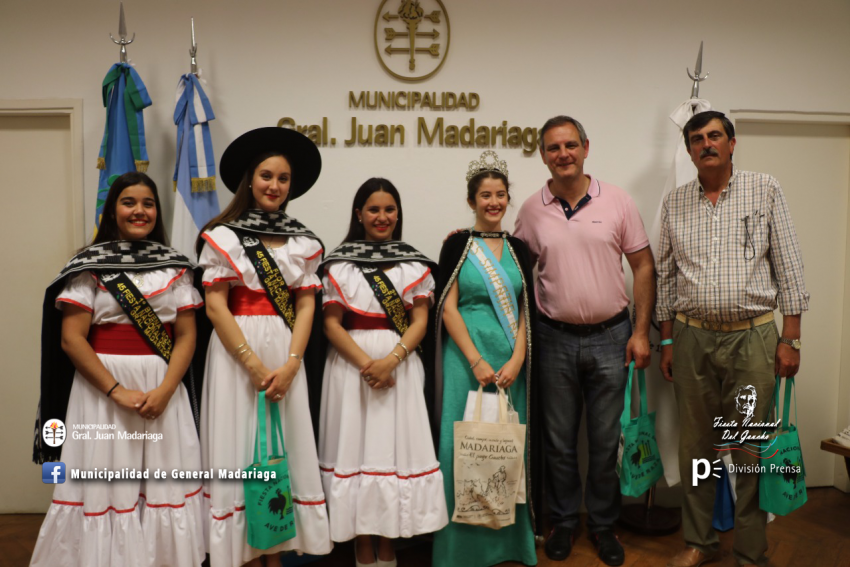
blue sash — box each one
[467,238,519,349]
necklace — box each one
[262,235,285,254]
[486,239,503,258]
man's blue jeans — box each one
[537,316,631,532]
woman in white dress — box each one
[196,128,332,567]
[31,172,206,567]
[319,178,449,567]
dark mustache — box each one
[700,147,719,158]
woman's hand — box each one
[243,355,273,391]
[472,358,497,387]
[360,356,399,390]
[494,359,522,389]
[263,358,300,401]
[110,385,147,412]
[137,384,176,419]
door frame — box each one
[0,99,85,248]
[731,110,850,491]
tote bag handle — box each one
[772,375,797,432]
[620,361,647,431]
[472,385,509,424]
[253,391,286,467]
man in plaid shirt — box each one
[656,110,809,567]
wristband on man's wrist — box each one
[660,339,673,346]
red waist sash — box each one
[228,286,277,316]
[343,311,395,331]
[88,323,173,356]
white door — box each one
[735,119,850,490]
[0,113,78,512]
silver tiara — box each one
[466,150,508,182]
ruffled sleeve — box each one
[172,269,204,311]
[55,272,96,312]
[322,262,348,309]
[402,262,435,307]
[285,236,323,291]
[199,229,240,287]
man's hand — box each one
[660,345,673,382]
[625,333,651,369]
[775,343,800,377]
[443,228,465,243]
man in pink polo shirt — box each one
[515,115,655,566]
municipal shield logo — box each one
[375,0,451,81]
[42,419,66,448]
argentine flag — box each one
[171,73,220,258]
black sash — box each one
[359,264,415,346]
[98,272,173,361]
[235,230,296,329]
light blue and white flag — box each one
[171,73,220,257]
[647,98,711,489]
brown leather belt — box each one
[675,311,774,332]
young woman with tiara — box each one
[432,151,540,566]
[196,127,331,566]
[318,178,448,567]
[31,172,206,566]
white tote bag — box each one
[462,387,527,504]
[453,386,526,529]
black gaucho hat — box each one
[219,127,322,199]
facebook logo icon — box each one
[42,462,66,484]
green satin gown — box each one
[432,242,536,567]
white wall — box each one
[2,0,848,257]
[2,0,849,509]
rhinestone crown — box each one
[466,150,509,182]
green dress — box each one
[432,242,537,567]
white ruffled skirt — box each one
[319,328,448,542]
[201,314,332,567]
[31,354,206,567]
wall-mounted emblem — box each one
[374,0,450,82]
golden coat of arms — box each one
[374,0,450,81]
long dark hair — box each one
[195,151,291,255]
[92,172,168,246]
[342,178,403,243]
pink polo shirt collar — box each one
[541,175,601,205]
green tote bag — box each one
[244,391,296,549]
[617,362,664,497]
[760,376,807,515]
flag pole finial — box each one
[190,18,199,76]
[686,41,709,99]
[110,2,135,63]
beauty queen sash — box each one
[360,264,411,341]
[235,231,296,330]
[99,272,173,362]
[467,236,519,350]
